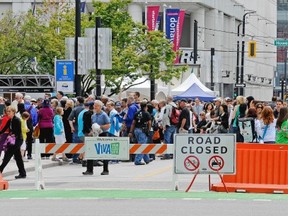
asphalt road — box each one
[1,159,288,216]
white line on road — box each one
[217,199,236,201]
[10,198,28,200]
[148,198,168,200]
[79,197,100,200]
[253,199,272,202]
[182,198,202,201]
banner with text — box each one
[173,10,185,63]
[165,8,180,44]
[147,5,160,31]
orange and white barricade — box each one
[34,139,85,190]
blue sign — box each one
[55,60,75,93]
[165,8,180,44]
[55,60,74,81]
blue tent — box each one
[173,83,216,101]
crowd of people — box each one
[0,91,287,178]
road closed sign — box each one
[84,137,129,160]
[174,134,236,174]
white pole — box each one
[163,4,167,37]
[35,139,45,190]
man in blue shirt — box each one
[82,100,110,175]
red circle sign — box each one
[208,155,224,171]
[184,155,200,171]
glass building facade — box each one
[277,0,288,97]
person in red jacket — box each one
[0,108,11,153]
[0,106,26,179]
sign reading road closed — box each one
[174,134,236,174]
[84,137,129,160]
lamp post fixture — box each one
[240,11,256,96]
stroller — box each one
[201,120,219,134]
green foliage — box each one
[90,0,187,96]
[0,0,187,97]
[0,0,91,75]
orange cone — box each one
[0,174,9,190]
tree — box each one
[88,0,186,96]
[0,0,91,75]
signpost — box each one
[274,39,288,47]
[55,59,75,94]
[235,83,246,88]
[174,134,236,174]
[174,134,236,192]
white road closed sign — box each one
[84,137,129,160]
[174,134,236,174]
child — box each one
[52,107,69,162]
[20,112,30,162]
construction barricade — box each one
[211,143,288,194]
[34,139,174,190]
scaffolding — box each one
[0,74,55,93]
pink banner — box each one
[173,10,185,63]
[147,5,160,31]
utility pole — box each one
[240,11,255,96]
[74,0,81,96]
[95,17,101,98]
[193,20,198,64]
[211,48,215,91]
[284,48,287,97]
[236,23,242,96]
[150,66,155,100]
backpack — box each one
[170,107,180,125]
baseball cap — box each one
[84,101,94,107]
[225,97,232,102]
[180,99,187,103]
[115,101,122,107]
[31,98,37,102]
[213,97,222,102]
[24,95,31,101]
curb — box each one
[3,161,60,178]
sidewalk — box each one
[0,155,60,178]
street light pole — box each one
[284,48,287,97]
[236,23,242,97]
[240,11,255,96]
[75,0,81,96]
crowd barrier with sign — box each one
[33,139,174,190]
[211,143,288,194]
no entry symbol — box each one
[208,155,224,171]
[184,155,200,171]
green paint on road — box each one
[0,189,288,200]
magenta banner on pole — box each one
[174,10,185,63]
[147,5,160,31]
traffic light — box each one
[248,40,256,58]
[233,87,238,99]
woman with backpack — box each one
[255,106,276,144]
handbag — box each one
[33,125,40,138]
[3,135,16,151]
[152,130,160,141]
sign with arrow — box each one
[235,83,246,88]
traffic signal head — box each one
[248,41,256,58]
[233,87,238,98]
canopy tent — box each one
[173,83,216,101]
[171,73,214,96]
